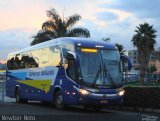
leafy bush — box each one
[123,87,160,109]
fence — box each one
[145,74,160,82]
[123,73,140,84]
[123,73,160,85]
[0,73,5,102]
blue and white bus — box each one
[6,37,125,110]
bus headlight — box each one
[79,89,89,95]
[118,90,125,96]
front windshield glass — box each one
[101,50,122,85]
[77,48,103,85]
[77,47,122,87]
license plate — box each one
[100,100,108,104]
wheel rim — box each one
[56,95,62,105]
[55,91,64,109]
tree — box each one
[31,8,90,45]
[147,65,157,73]
[131,22,156,84]
[115,43,126,56]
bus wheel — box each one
[15,88,27,103]
[55,91,64,109]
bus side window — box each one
[49,46,61,67]
[28,51,39,68]
[21,54,28,69]
[39,48,49,67]
[14,54,21,69]
[7,54,22,70]
[21,52,39,69]
[21,53,30,68]
[66,56,76,81]
[61,44,76,80]
[7,56,14,70]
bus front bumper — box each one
[78,93,124,105]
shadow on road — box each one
[26,101,111,114]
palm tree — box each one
[115,43,126,56]
[31,30,54,45]
[31,8,90,45]
[131,22,156,84]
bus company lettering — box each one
[41,70,54,76]
[29,70,54,77]
[29,72,40,77]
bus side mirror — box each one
[66,52,75,61]
[65,52,80,81]
[120,56,132,71]
[66,52,80,66]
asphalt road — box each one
[0,102,159,121]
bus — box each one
[6,37,125,110]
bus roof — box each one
[9,37,117,56]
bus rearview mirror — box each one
[66,52,80,67]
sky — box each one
[0,0,160,61]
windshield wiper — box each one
[92,63,116,87]
[92,64,102,86]
[103,63,116,87]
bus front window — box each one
[77,48,103,85]
[77,47,123,87]
[101,50,123,86]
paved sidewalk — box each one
[107,105,160,114]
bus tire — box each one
[15,88,27,103]
[54,91,64,109]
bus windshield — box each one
[101,50,122,86]
[76,47,123,87]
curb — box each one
[107,106,160,114]
[1,102,160,113]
